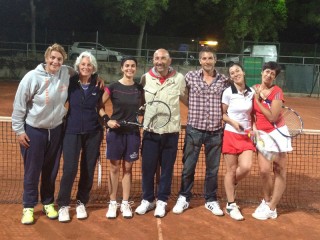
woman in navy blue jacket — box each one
[57,51,104,222]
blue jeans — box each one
[141,131,179,202]
[179,125,223,202]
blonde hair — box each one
[74,51,98,73]
[44,43,67,60]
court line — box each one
[157,218,164,240]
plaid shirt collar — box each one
[194,68,225,84]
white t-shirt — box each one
[222,84,255,134]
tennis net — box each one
[0,117,319,211]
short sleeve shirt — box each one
[222,84,255,134]
[106,81,144,133]
[253,85,284,133]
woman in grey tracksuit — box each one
[12,43,74,224]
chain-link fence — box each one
[0,29,320,95]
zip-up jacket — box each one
[64,74,103,134]
[12,64,71,135]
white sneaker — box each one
[135,200,156,215]
[120,202,133,219]
[76,201,87,219]
[252,204,277,220]
[226,203,244,221]
[58,206,70,223]
[154,200,167,218]
[252,199,269,215]
[205,201,224,216]
[173,195,189,214]
[106,202,118,219]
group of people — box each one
[12,43,292,225]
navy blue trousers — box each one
[141,131,179,202]
[57,131,102,207]
[21,124,63,208]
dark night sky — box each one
[0,0,319,45]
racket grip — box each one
[119,120,127,126]
[244,129,254,139]
[244,129,252,134]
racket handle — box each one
[244,129,252,135]
[244,129,255,140]
[119,120,127,126]
[118,120,142,127]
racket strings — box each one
[147,101,171,129]
[281,109,303,137]
[273,108,303,137]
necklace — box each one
[259,85,274,100]
[81,83,90,90]
[119,78,134,86]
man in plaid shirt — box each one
[173,47,230,216]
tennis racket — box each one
[275,106,303,137]
[119,100,171,131]
[246,130,281,161]
[264,99,303,137]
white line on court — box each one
[157,218,164,240]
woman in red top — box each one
[251,61,292,220]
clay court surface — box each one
[0,81,320,240]
[1,81,320,129]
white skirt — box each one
[261,126,293,153]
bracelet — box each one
[102,114,110,126]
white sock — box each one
[263,199,270,205]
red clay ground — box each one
[1,81,320,240]
[0,203,319,240]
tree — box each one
[30,0,36,55]
[95,0,169,56]
[203,0,287,51]
[282,0,320,44]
